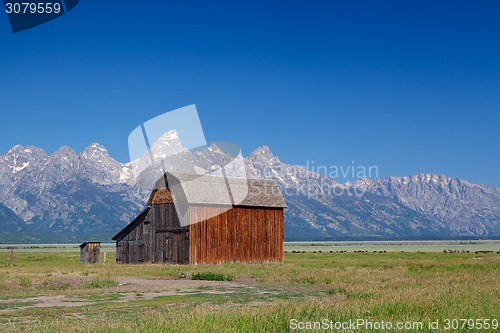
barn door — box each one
[123,241,129,264]
[125,240,146,264]
[164,232,174,264]
[163,230,189,264]
[138,240,146,264]
[177,231,190,264]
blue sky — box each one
[0,0,499,186]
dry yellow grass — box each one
[0,250,498,332]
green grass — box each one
[18,276,32,287]
[0,301,38,310]
[0,249,498,332]
[327,287,346,295]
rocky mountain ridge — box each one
[245,146,500,238]
[0,139,498,240]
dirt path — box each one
[0,277,252,312]
[114,276,246,291]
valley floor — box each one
[0,248,498,332]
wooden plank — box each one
[267,209,272,262]
[189,207,193,264]
[258,208,263,262]
[200,207,206,264]
[196,207,200,264]
[190,207,195,264]
[214,208,219,264]
[193,207,199,264]
[197,207,202,264]
[224,207,228,263]
[213,208,218,264]
[205,208,209,264]
[217,207,222,264]
[206,207,211,264]
[243,208,248,262]
[280,209,284,262]
[151,205,157,264]
[189,214,192,264]
[231,208,237,263]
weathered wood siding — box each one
[80,242,100,264]
[116,204,189,264]
[115,211,152,264]
[150,203,189,264]
[189,206,284,264]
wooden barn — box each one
[112,172,286,265]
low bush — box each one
[191,272,233,282]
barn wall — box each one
[115,211,152,264]
[116,204,189,264]
[150,203,189,264]
[189,206,284,264]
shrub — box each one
[191,272,233,282]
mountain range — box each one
[0,131,498,243]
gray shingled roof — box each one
[152,172,287,208]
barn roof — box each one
[149,172,287,208]
[112,207,151,241]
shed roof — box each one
[149,172,287,208]
[79,242,100,249]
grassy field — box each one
[284,239,500,253]
[0,246,498,332]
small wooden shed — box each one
[80,242,100,264]
[112,172,287,265]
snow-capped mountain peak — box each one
[160,129,180,142]
[0,142,498,239]
[80,143,110,162]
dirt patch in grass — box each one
[0,277,277,312]
[113,276,244,292]
[234,275,256,284]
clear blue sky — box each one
[0,0,499,186]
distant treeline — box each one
[0,231,499,245]
[0,232,116,244]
